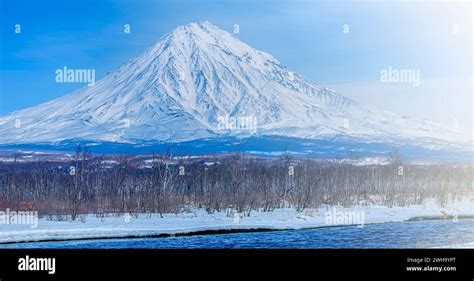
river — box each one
[1,219,473,249]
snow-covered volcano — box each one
[0,21,470,149]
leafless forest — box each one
[0,146,472,220]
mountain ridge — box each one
[0,21,470,150]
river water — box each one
[1,219,473,249]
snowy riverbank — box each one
[0,197,473,245]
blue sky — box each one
[0,0,472,128]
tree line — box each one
[0,147,472,220]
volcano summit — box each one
[0,21,470,156]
